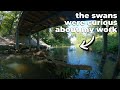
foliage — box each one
[107,32,118,53]
[71,32,93,48]
[32,25,71,46]
[0,11,22,37]
[91,32,118,53]
[0,11,70,46]
[90,35,103,52]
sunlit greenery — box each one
[91,32,118,53]
[0,11,70,47]
[32,25,71,46]
[0,11,22,36]
[71,32,93,48]
[71,27,118,54]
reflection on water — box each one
[49,46,102,79]
[0,45,116,79]
[69,45,76,51]
[7,63,29,74]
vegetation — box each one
[71,32,94,48]
[70,28,118,54]
[91,32,118,54]
[0,11,22,37]
[0,11,70,47]
[32,25,71,46]
[0,11,118,53]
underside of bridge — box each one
[18,11,117,35]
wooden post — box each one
[15,29,19,50]
[37,32,40,50]
[103,25,108,58]
[100,25,108,72]
[103,32,108,58]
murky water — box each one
[0,45,116,79]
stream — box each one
[0,45,117,79]
[49,46,102,79]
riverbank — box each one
[0,52,92,79]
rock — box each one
[5,54,23,61]
[6,54,16,60]
[33,51,47,57]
